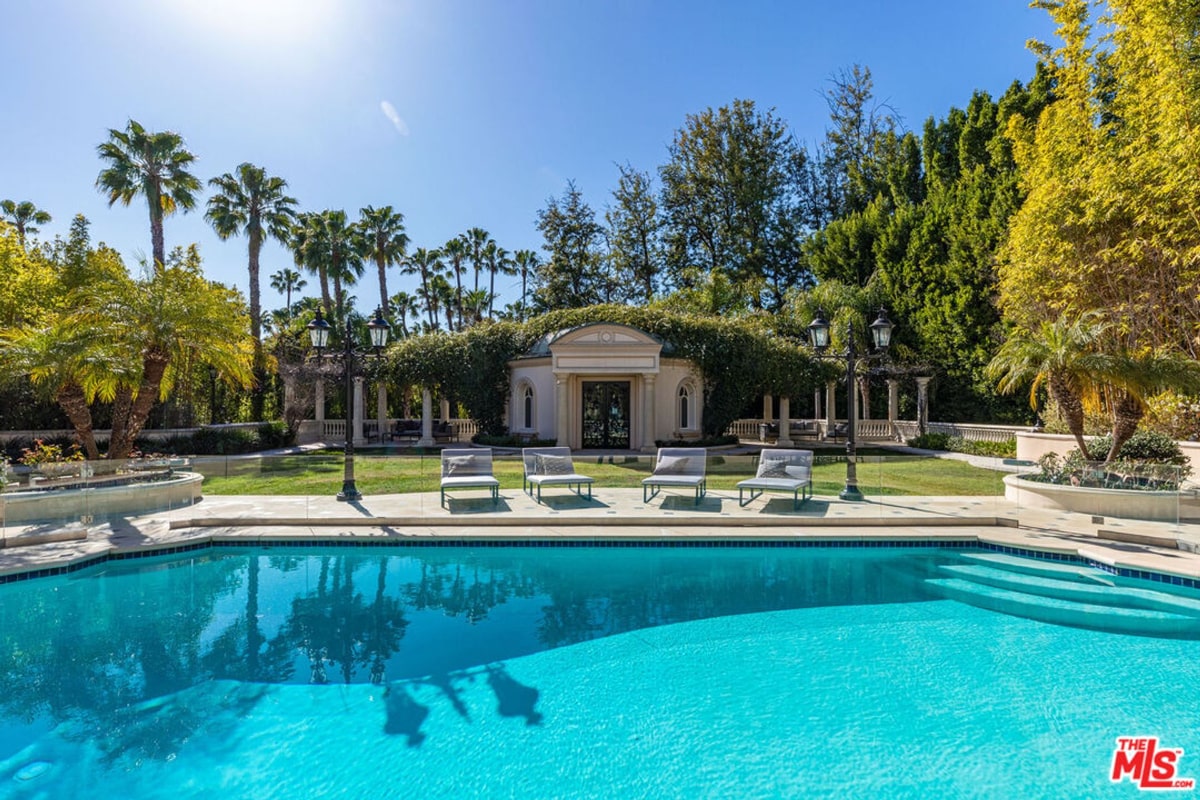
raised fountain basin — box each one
[1,472,202,525]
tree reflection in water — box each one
[0,546,935,766]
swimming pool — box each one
[1,544,1197,798]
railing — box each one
[0,423,264,446]
[728,418,1032,444]
[317,418,480,443]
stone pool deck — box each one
[3,486,1200,583]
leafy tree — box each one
[658,99,811,309]
[0,199,51,247]
[358,205,409,317]
[95,119,201,270]
[605,163,662,304]
[534,181,606,310]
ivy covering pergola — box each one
[379,305,833,437]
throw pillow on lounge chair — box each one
[655,455,690,475]
[444,455,477,475]
[758,458,790,478]
[536,454,573,475]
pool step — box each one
[938,564,1200,617]
[958,552,1114,585]
[925,578,1200,637]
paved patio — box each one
[4,486,1200,583]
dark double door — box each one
[581,381,630,449]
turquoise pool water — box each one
[0,546,1197,798]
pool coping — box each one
[3,523,1200,593]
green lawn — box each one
[196,453,1005,497]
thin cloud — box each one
[380,101,409,136]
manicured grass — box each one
[196,453,1005,497]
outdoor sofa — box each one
[521,446,595,502]
[642,447,708,505]
[736,448,813,510]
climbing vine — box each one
[382,306,825,437]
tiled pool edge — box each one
[2,534,1197,591]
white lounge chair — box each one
[642,447,707,505]
[440,448,500,508]
[521,446,595,503]
[737,449,813,510]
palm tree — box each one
[1102,350,1200,461]
[482,242,514,318]
[441,237,468,329]
[96,119,201,270]
[358,205,409,317]
[388,290,419,337]
[270,268,307,317]
[0,200,51,247]
[460,288,491,327]
[321,210,365,321]
[431,274,456,331]
[513,249,540,322]
[291,212,333,312]
[462,227,491,292]
[987,312,1111,460]
[205,164,297,342]
[402,248,442,330]
[416,273,447,332]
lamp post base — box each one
[838,485,865,502]
[337,482,362,502]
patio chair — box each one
[642,447,707,505]
[440,448,500,508]
[736,449,813,510]
[521,446,595,503]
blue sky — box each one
[2,0,1055,312]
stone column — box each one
[814,388,822,422]
[352,376,366,446]
[377,384,388,442]
[555,376,570,447]
[643,375,657,451]
[777,396,793,446]
[887,379,900,441]
[762,393,773,420]
[417,388,435,447]
[825,380,837,439]
[315,380,325,422]
[916,376,932,435]
[440,397,451,421]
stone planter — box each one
[1003,473,1179,521]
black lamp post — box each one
[808,306,894,501]
[307,307,391,502]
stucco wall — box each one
[509,359,556,439]
[1016,431,1200,475]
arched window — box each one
[678,384,693,430]
[523,385,534,430]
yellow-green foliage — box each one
[1001,0,1200,354]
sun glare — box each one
[167,0,346,52]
